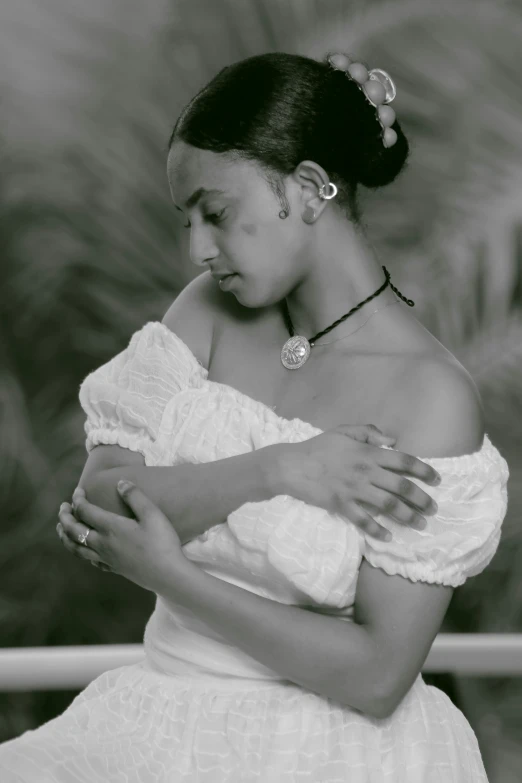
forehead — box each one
[167,142,256,206]
[168,143,231,191]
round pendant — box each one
[280,335,311,369]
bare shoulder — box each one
[161,270,262,367]
[395,355,485,458]
[161,270,228,369]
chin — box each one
[228,277,282,312]
[223,279,255,307]
[230,289,263,309]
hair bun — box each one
[170,51,411,225]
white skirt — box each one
[0,660,488,782]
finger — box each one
[116,480,165,523]
[377,449,442,486]
[71,486,86,514]
[97,563,112,572]
[358,486,428,529]
[91,559,112,572]
[340,500,393,541]
[367,430,397,447]
[58,503,101,552]
[56,521,100,564]
[72,495,121,535]
[350,503,392,541]
[359,424,397,446]
[335,423,396,446]
[57,525,106,567]
[371,470,439,516]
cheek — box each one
[238,218,286,259]
[240,222,257,236]
[232,220,287,295]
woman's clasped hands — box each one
[56,482,192,594]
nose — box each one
[189,228,219,268]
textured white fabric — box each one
[0,321,509,782]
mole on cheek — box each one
[240,222,257,236]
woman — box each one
[0,51,509,781]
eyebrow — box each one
[174,187,226,212]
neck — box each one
[284,215,399,339]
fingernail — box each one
[118,480,133,492]
[60,502,69,513]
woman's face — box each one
[167,141,306,308]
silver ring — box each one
[318,182,338,200]
[77,527,90,546]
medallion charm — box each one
[280,335,311,370]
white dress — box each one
[0,321,509,782]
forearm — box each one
[84,447,286,546]
[161,563,387,718]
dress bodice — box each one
[78,321,510,683]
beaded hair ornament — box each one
[326,52,397,148]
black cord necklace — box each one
[280,266,415,369]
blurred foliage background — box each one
[1,0,521,779]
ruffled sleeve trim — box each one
[83,424,157,461]
[78,321,208,462]
[362,436,509,587]
[362,531,503,588]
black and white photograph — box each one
[0,1,520,781]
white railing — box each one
[0,635,521,690]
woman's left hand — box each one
[56,481,190,594]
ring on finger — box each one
[77,527,91,546]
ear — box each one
[291,160,332,217]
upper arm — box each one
[355,561,453,716]
[353,360,485,715]
[77,445,146,492]
[78,270,221,489]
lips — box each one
[218,273,237,289]
[211,271,234,281]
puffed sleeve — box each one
[200,495,364,608]
[362,435,510,587]
[186,434,509,604]
[78,321,207,465]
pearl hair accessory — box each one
[326,52,398,149]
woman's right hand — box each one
[276,424,442,541]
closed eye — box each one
[183,208,226,229]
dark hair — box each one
[168,52,410,225]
